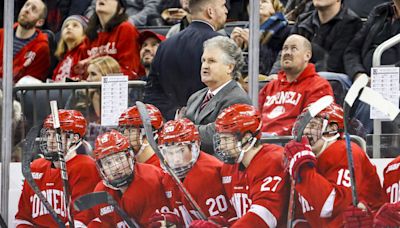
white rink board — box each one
[3,159,395,225]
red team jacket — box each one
[294,140,386,227]
[0,25,50,83]
[162,152,237,227]
[85,21,141,80]
[15,155,100,227]
[258,63,333,136]
[221,144,290,227]
[52,42,88,82]
[383,156,400,203]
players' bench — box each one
[14,81,147,137]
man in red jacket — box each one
[0,0,50,83]
[258,34,333,136]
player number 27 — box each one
[260,176,282,192]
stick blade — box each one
[74,191,108,211]
[308,95,334,117]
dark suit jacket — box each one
[185,80,251,154]
[144,21,222,120]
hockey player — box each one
[284,103,386,227]
[209,103,290,227]
[118,104,163,167]
[86,130,169,226]
[344,154,400,227]
[151,118,236,227]
[15,109,100,227]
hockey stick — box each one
[74,191,139,228]
[21,125,66,227]
[0,213,7,228]
[342,74,370,206]
[287,95,334,228]
[50,101,74,228]
[136,101,208,221]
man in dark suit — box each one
[184,36,251,154]
[144,0,228,120]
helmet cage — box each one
[214,132,243,164]
[96,149,135,189]
[159,141,199,179]
[39,128,78,161]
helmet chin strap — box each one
[236,136,257,164]
[318,133,340,156]
[135,130,157,157]
[65,136,82,161]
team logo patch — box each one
[32,172,43,179]
[23,51,36,67]
[222,176,231,184]
[165,191,172,198]
[100,205,114,216]
[267,106,285,119]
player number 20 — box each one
[260,176,282,192]
[206,195,228,216]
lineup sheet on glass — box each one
[101,75,129,126]
[370,67,400,120]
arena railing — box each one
[13,81,147,138]
[371,33,400,158]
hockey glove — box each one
[148,212,183,228]
[374,202,400,228]
[284,136,316,179]
[343,203,373,228]
[189,216,229,228]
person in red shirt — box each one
[81,0,141,80]
[258,34,333,136]
[199,103,289,228]
[150,118,236,227]
[15,109,100,227]
[84,130,169,227]
[52,15,88,82]
[118,104,163,168]
[0,0,50,83]
[284,103,386,227]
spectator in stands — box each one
[343,0,400,134]
[345,0,390,18]
[138,30,165,78]
[344,0,400,82]
[230,0,290,75]
[85,0,161,26]
[161,0,188,26]
[269,0,362,77]
[52,15,88,82]
[258,34,333,136]
[15,0,91,33]
[182,36,251,154]
[0,0,50,83]
[165,0,190,37]
[144,0,228,120]
[65,56,121,146]
[81,0,141,80]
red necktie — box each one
[200,92,214,110]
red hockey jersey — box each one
[52,42,88,82]
[84,21,141,80]
[162,152,237,227]
[120,163,170,226]
[258,63,333,136]
[0,24,50,82]
[221,144,290,227]
[383,156,400,203]
[15,155,100,227]
[145,153,161,168]
[294,140,386,227]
